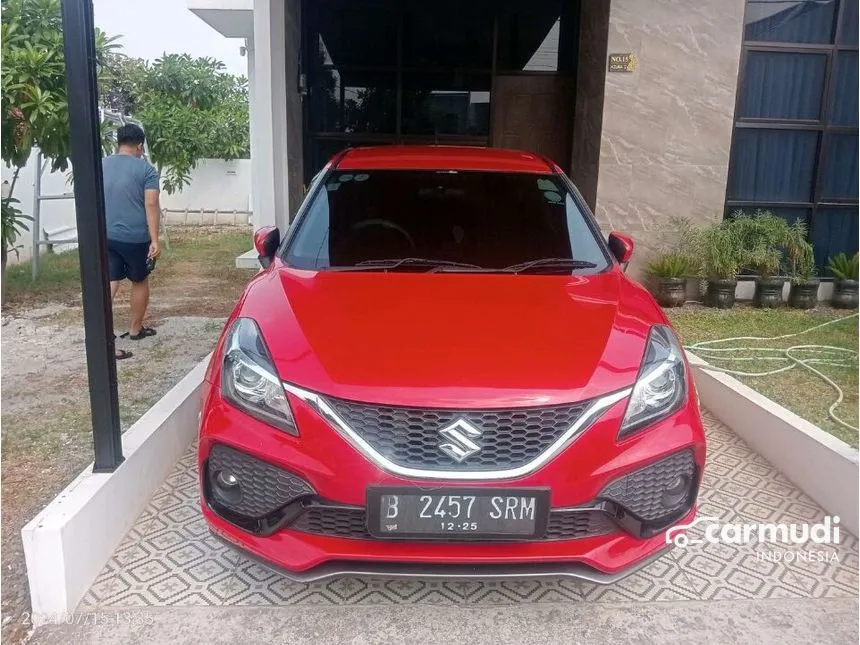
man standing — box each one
[103,123,162,359]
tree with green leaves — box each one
[99,53,250,194]
[1,0,119,278]
[100,53,150,117]
[1,0,250,283]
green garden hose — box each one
[684,313,859,433]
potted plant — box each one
[700,222,742,309]
[745,245,784,308]
[645,251,697,307]
[786,221,818,309]
[827,253,859,309]
[646,216,703,306]
[731,210,790,308]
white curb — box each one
[688,352,859,535]
[21,355,210,626]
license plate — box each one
[366,487,550,540]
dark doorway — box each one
[301,0,581,182]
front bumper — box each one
[198,383,706,579]
[208,526,676,583]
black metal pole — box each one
[61,0,124,472]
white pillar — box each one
[245,38,257,223]
[251,0,291,231]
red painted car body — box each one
[199,146,706,582]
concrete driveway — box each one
[27,598,860,645]
[26,411,860,643]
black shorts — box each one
[107,239,150,282]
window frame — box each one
[737,49,829,122]
[725,0,859,273]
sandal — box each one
[116,349,133,360]
[121,326,157,340]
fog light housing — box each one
[661,474,690,509]
[597,449,699,538]
[204,443,316,532]
[212,468,242,505]
[217,470,238,487]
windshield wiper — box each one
[500,258,598,274]
[327,257,596,273]
[333,258,485,272]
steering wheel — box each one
[351,219,416,250]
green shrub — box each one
[652,217,701,253]
[827,253,859,281]
[729,210,793,279]
[744,245,782,279]
[786,220,816,284]
[1,196,32,260]
[645,251,697,278]
[700,221,743,280]
[646,216,704,278]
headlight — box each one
[618,325,687,438]
[221,318,297,435]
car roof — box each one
[334,146,556,174]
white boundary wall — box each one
[2,154,251,264]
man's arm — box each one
[143,164,161,258]
[145,188,161,258]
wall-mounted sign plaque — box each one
[608,53,637,72]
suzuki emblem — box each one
[438,419,482,462]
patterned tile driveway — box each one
[80,411,858,608]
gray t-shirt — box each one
[102,153,160,243]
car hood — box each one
[236,265,665,408]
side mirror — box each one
[254,226,280,269]
[608,231,634,268]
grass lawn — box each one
[3,226,252,311]
[666,305,859,448]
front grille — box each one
[290,506,371,538]
[598,450,696,521]
[544,509,617,540]
[289,506,617,541]
[325,397,592,471]
[208,444,315,519]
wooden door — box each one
[491,75,574,169]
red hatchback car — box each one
[199,146,706,582]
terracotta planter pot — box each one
[653,277,686,308]
[705,279,737,309]
[832,279,859,310]
[788,279,819,310]
[753,277,785,308]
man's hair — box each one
[116,123,145,147]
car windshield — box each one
[284,169,609,273]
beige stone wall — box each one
[594,0,746,275]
